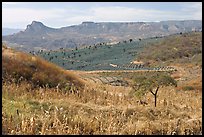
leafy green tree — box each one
[133,73,177,107]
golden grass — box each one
[2,79,202,135]
[171,63,202,91]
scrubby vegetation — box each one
[137,32,202,67]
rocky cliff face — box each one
[2,20,202,52]
[26,21,60,33]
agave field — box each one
[35,37,164,70]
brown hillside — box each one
[2,43,84,89]
[137,32,202,67]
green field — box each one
[35,37,164,70]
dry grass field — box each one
[2,76,202,135]
[2,31,202,135]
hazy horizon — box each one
[2,19,202,30]
[2,2,202,29]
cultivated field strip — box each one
[85,68,176,74]
[110,64,177,72]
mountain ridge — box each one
[2,20,202,52]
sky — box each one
[2,2,202,29]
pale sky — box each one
[2,2,202,29]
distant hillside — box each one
[2,28,23,36]
[137,32,202,67]
[35,31,202,71]
[2,43,84,89]
[2,20,202,52]
[35,37,161,71]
